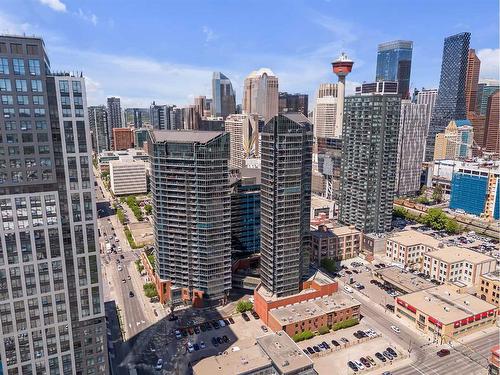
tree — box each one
[420,185,428,196]
[236,300,253,313]
[432,185,444,203]
[423,208,448,230]
[393,206,408,218]
[144,204,153,215]
[445,218,461,234]
[320,258,338,273]
[143,283,158,298]
[318,325,330,335]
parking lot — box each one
[294,321,405,374]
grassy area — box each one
[116,208,126,225]
[134,259,144,273]
[394,206,462,234]
[147,254,155,268]
[318,325,330,335]
[124,227,141,249]
[292,330,314,342]
[236,300,253,313]
[143,282,158,298]
[122,195,144,221]
[332,318,359,331]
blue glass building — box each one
[376,40,413,99]
[230,169,261,255]
[450,173,488,216]
[425,32,470,161]
[212,72,236,118]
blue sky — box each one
[2,0,498,107]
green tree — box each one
[320,258,338,273]
[332,318,359,331]
[292,330,314,342]
[422,208,448,230]
[420,185,428,196]
[144,204,153,215]
[445,218,461,234]
[393,206,408,218]
[318,325,330,335]
[236,300,253,313]
[432,185,444,203]
[134,259,144,273]
[143,283,158,298]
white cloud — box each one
[39,0,66,12]
[77,9,98,26]
[477,48,500,80]
[202,26,218,43]
[0,11,32,34]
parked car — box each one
[321,341,330,350]
[390,325,400,333]
[375,352,387,362]
[218,320,226,327]
[437,349,450,357]
[383,351,394,360]
[331,339,340,347]
[340,337,349,343]
[200,341,206,349]
[353,360,365,370]
[387,347,398,357]
[386,304,395,312]
[223,319,230,326]
[216,337,223,344]
[228,317,235,324]
[241,313,250,322]
[343,285,353,293]
[128,291,134,297]
[212,321,220,329]
[366,356,376,366]
[347,361,358,372]
[261,325,268,332]
[251,311,260,319]
[307,347,315,355]
[194,326,200,334]
[211,337,218,347]
[174,330,182,340]
[155,359,163,370]
[360,357,371,368]
[222,335,229,343]
[313,346,320,353]
[193,343,200,351]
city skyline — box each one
[0,0,498,108]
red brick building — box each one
[113,127,134,151]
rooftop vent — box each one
[282,360,290,367]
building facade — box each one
[376,40,413,99]
[106,97,122,149]
[450,166,500,219]
[243,68,279,122]
[395,100,428,196]
[149,130,231,305]
[433,119,474,160]
[313,96,338,138]
[260,113,312,297]
[109,160,147,196]
[0,35,107,374]
[484,90,499,156]
[465,49,481,114]
[425,32,470,161]
[477,271,500,306]
[278,92,308,116]
[134,128,148,149]
[317,83,338,99]
[311,225,362,264]
[339,84,401,233]
[230,168,260,255]
[416,88,438,135]
[211,72,236,119]
[88,105,109,153]
[112,127,134,151]
[224,113,261,169]
[124,107,149,128]
[316,137,343,200]
[476,81,500,116]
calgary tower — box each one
[331,52,354,134]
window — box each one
[0,58,8,74]
[75,108,84,117]
[1,95,13,105]
[6,134,18,143]
[13,59,25,75]
[59,80,69,93]
[0,79,11,91]
[35,121,47,130]
[17,95,29,105]
[60,96,71,106]
[20,121,32,131]
[34,109,45,117]
[72,81,82,94]
[31,80,43,92]
[19,108,31,117]
[62,108,72,117]
[26,44,38,55]
[22,134,33,143]
[73,96,83,106]
[37,133,48,142]
[15,79,27,92]
[32,95,44,105]
[28,59,41,76]
[38,145,50,154]
[3,108,14,118]
[4,121,16,130]
[10,43,23,54]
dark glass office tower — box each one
[0,35,107,375]
[376,40,413,99]
[425,32,470,161]
[260,113,312,297]
[88,105,109,153]
[339,83,401,234]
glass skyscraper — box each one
[211,72,236,119]
[425,32,470,161]
[376,40,413,99]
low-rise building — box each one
[311,225,362,263]
[477,271,500,306]
[489,345,500,375]
[98,149,149,172]
[423,247,497,287]
[385,230,442,267]
[267,292,360,337]
[109,160,147,196]
[193,331,316,375]
[395,285,497,343]
[362,232,388,255]
[375,266,435,294]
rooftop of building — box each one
[256,270,336,302]
[312,225,361,238]
[256,331,314,374]
[269,292,360,326]
[387,229,442,248]
[99,149,148,158]
[398,284,497,325]
[247,67,276,78]
[192,343,271,375]
[375,266,435,293]
[426,246,495,264]
[151,129,224,144]
[109,159,146,167]
[311,194,334,210]
[480,270,500,282]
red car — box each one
[437,349,450,357]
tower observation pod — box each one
[331,52,354,133]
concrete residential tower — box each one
[0,35,107,374]
[259,113,313,297]
[331,53,354,137]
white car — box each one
[343,285,353,293]
[391,325,401,333]
[155,359,163,370]
[354,360,365,370]
[187,342,194,353]
[117,265,123,271]
[200,341,206,349]
[218,319,226,327]
[175,330,182,340]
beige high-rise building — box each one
[317,83,338,98]
[313,96,338,138]
[434,119,474,160]
[242,68,278,122]
[225,113,261,169]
